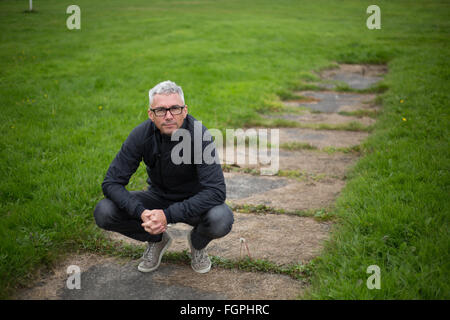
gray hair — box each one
[148,80,185,108]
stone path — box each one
[15,63,386,300]
[283,91,377,113]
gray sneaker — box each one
[187,230,211,274]
[138,232,172,273]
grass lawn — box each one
[0,0,448,299]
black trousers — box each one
[93,189,234,250]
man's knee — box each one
[204,203,234,238]
[93,198,117,230]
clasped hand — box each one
[141,209,167,235]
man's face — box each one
[148,93,188,136]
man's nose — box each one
[164,109,174,120]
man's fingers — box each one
[144,226,166,235]
[142,221,166,234]
[142,221,162,228]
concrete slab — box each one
[225,173,289,199]
[60,262,225,300]
[224,172,345,211]
[15,254,304,300]
[284,91,376,113]
[163,212,331,265]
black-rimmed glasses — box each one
[150,105,185,117]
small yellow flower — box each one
[98,106,103,110]
[44,94,48,98]
[400,99,404,103]
[402,117,407,121]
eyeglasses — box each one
[150,105,185,117]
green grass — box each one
[228,203,336,221]
[222,164,332,182]
[277,169,329,182]
[256,100,310,115]
[280,142,318,151]
[278,142,362,154]
[245,117,374,132]
[276,89,309,101]
[165,250,311,281]
[0,0,449,299]
[338,109,379,119]
[290,81,324,92]
[322,145,362,155]
[333,81,390,94]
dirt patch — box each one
[162,213,331,265]
[224,127,368,150]
[287,96,321,103]
[219,147,358,178]
[106,230,145,247]
[207,212,330,265]
[277,149,358,177]
[278,128,368,149]
[153,264,305,300]
[263,111,376,126]
[166,222,193,252]
[319,64,387,90]
[337,102,380,113]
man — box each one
[94,80,234,274]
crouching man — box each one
[94,80,234,274]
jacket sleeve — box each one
[163,132,226,224]
[101,126,146,219]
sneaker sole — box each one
[137,233,173,273]
[192,263,211,274]
[187,230,211,274]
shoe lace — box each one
[143,242,156,261]
[193,247,208,264]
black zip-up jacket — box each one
[101,115,226,224]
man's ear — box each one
[148,108,154,122]
[184,105,188,116]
